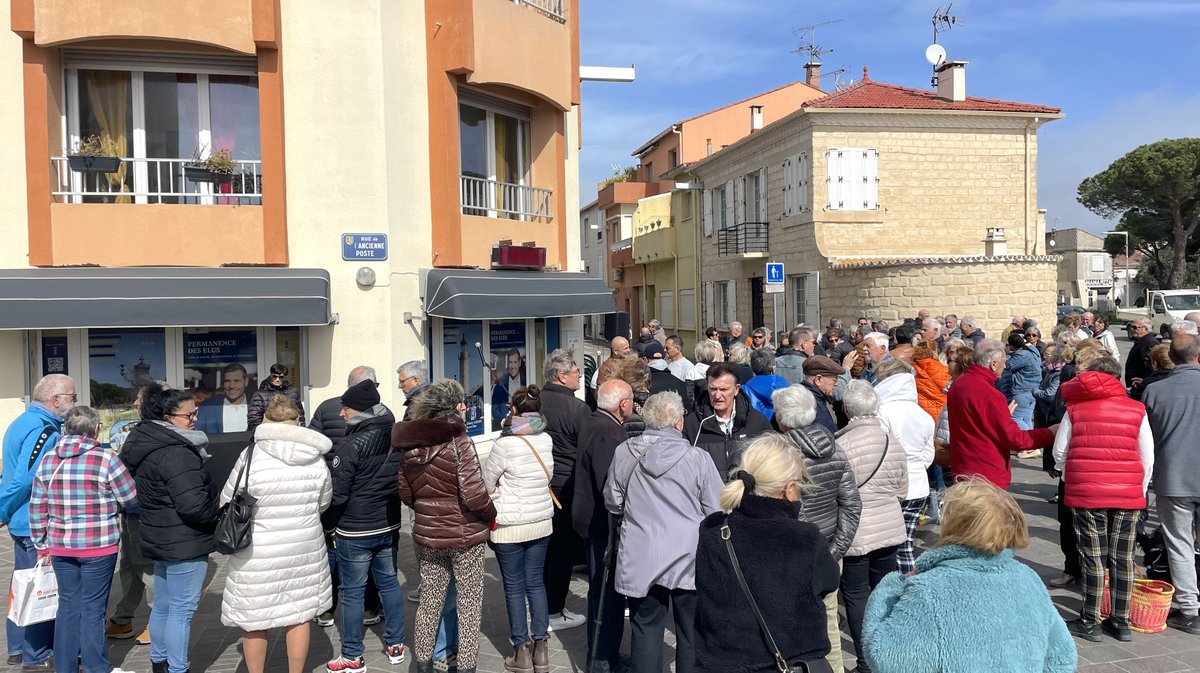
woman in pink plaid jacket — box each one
[29,405,137,673]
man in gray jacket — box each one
[1144,320,1200,635]
[773,384,862,671]
[775,326,815,385]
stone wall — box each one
[821,257,1059,335]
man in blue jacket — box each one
[0,374,76,669]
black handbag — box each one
[215,445,257,555]
[721,518,835,673]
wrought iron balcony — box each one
[460,175,554,222]
[717,222,769,257]
[514,0,565,23]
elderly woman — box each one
[120,387,218,673]
[772,385,861,672]
[481,386,555,672]
[605,392,722,673]
[30,406,136,673]
[873,360,935,575]
[690,340,724,391]
[726,342,754,384]
[220,396,333,673]
[1091,315,1120,362]
[1130,343,1173,402]
[694,433,840,672]
[835,381,908,673]
[395,380,496,673]
[861,479,1077,673]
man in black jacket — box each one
[539,349,592,631]
[1126,318,1158,387]
[572,380,635,673]
[683,362,772,478]
[642,342,694,412]
[322,380,407,671]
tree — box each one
[1079,138,1200,289]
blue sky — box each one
[578,0,1200,236]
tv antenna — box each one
[793,19,844,65]
[931,3,964,44]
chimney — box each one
[805,61,822,89]
[936,60,968,102]
[749,105,763,133]
[983,227,1007,257]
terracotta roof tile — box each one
[830,254,1061,269]
[803,74,1060,114]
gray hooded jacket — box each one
[604,427,723,598]
[787,425,862,560]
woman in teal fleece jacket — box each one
[861,478,1076,673]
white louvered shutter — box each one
[757,168,767,223]
[702,189,714,237]
[798,152,810,212]
[826,148,843,210]
[704,281,714,328]
[781,158,792,217]
[805,272,821,329]
[864,148,879,210]
[728,280,738,329]
[723,180,735,229]
[733,176,745,225]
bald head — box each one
[1186,311,1200,325]
[610,337,631,358]
[597,379,634,420]
[348,365,377,387]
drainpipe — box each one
[672,251,680,335]
[1024,118,1038,255]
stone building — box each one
[1045,227,1114,308]
[689,64,1063,336]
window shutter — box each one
[805,272,821,330]
[864,148,879,210]
[704,281,714,328]
[826,148,843,210]
[757,168,767,223]
[702,189,714,237]
[798,152,810,212]
[733,176,745,225]
[781,158,792,217]
[728,280,738,329]
[724,180,735,228]
[847,149,866,211]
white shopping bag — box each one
[7,559,58,626]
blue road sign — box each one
[342,233,388,261]
[766,262,784,284]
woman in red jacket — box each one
[1051,357,1154,643]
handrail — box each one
[460,175,554,222]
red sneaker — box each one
[326,656,366,673]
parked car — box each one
[1056,304,1086,320]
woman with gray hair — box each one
[834,381,908,673]
[726,342,753,384]
[605,392,723,673]
[30,406,137,673]
[395,380,497,673]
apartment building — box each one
[1,0,603,455]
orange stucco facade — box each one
[11,0,287,267]
[423,0,579,270]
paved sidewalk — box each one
[3,460,1196,672]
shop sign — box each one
[1085,278,1112,289]
[341,233,388,261]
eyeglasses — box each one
[168,411,198,420]
[54,392,78,401]
[269,374,285,380]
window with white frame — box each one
[826,147,879,211]
[660,291,675,328]
[792,273,820,327]
[679,289,696,329]
[459,92,537,220]
[1090,254,1105,272]
[746,169,764,222]
[716,185,729,230]
[782,152,810,216]
[683,192,694,220]
[714,280,734,328]
[60,52,261,205]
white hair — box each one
[1172,320,1199,337]
[32,374,73,404]
[596,380,631,413]
[642,391,684,430]
[772,385,817,430]
[729,321,743,331]
[543,349,576,382]
[961,316,979,329]
[842,380,878,418]
[61,406,100,437]
[395,361,426,385]
[922,317,940,330]
[973,338,1007,367]
[350,365,378,387]
[864,332,889,348]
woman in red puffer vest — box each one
[1051,359,1154,643]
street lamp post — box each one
[1105,230,1130,309]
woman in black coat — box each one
[120,387,218,673]
[695,433,840,673]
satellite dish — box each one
[925,44,947,66]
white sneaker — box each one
[111,669,137,673]
[547,608,586,631]
[1017,449,1042,459]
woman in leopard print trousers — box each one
[395,380,498,673]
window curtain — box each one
[82,70,131,203]
[493,112,510,216]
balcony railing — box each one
[717,221,769,256]
[52,157,262,205]
[461,175,553,222]
[513,0,565,23]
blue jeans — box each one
[493,538,550,647]
[336,532,405,658]
[6,535,53,664]
[52,554,117,673]
[433,579,457,661]
[1012,391,1035,431]
[326,541,381,613]
[150,556,208,673]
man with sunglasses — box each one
[246,363,305,432]
[0,374,77,669]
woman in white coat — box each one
[219,395,333,673]
[873,360,935,575]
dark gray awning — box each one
[424,268,615,320]
[0,267,332,329]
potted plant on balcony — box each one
[67,134,122,174]
[184,147,236,185]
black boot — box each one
[415,661,435,673]
[151,661,168,673]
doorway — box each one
[750,277,765,330]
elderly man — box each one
[573,380,636,673]
[1126,318,1158,388]
[945,339,1056,489]
[1001,315,1027,342]
[749,327,771,352]
[916,308,931,324]
[1144,320,1200,634]
[0,374,75,669]
[683,362,772,476]
[777,326,815,385]
[960,316,986,346]
[728,321,747,352]
[592,337,632,390]
[309,366,380,440]
[803,355,846,436]
[648,319,666,345]
[633,327,657,358]
[919,317,942,352]
[944,314,963,340]
[540,349,592,631]
[1081,311,1096,337]
[851,331,892,384]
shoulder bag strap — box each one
[234,443,255,495]
[517,435,562,509]
[856,435,889,489]
[721,519,790,673]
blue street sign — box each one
[766,262,784,284]
[342,233,388,261]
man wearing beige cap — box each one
[802,355,845,434]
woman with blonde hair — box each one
[694,433,839,673]
[861,478,1076,673]
[220,395,333,673]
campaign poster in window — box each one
[490,322,527,425]
[88,329,167,408]
[442,321,485,436]
[183,330,258,434]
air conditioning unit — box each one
[613,268,624,281]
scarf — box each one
[150,420,211,460]
[505,412,546,436]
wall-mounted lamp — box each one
[356,267,376,288]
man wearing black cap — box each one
[322,380,407,672]
[802,355,845,435]
[643,342,693,412]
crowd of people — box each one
[2,304,1198,673]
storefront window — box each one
[489,321,528,427]
[183,329,258,434]
[442,320,486,436]
[275,327,303,389]
[88,328,167,425]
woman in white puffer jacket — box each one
[219,395,333,673]
[481,385,555,672]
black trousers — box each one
[1058,479,1082,577]
[627,585,695,673]
[585,534,625,672]
[544,490,582,614]
[841,545,897,673]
